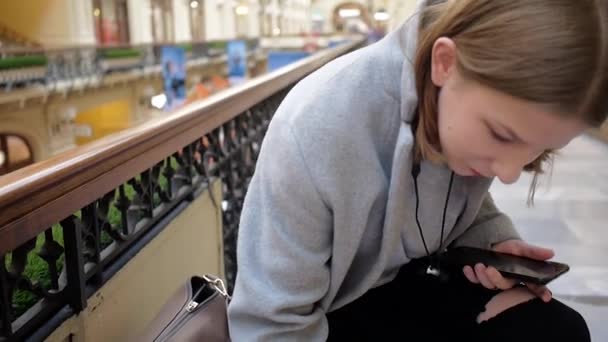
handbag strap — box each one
[203,274,231,299]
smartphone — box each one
[440,246,570,285]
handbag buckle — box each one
[203,274,230,299]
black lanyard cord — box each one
[411,162,455,273]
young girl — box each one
[228,0,607,340]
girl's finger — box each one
[527,283,552,302]
[485,266,516,290]
[519,244,554,261]
[474,263,497,290]
[463,265,479,284]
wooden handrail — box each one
[0,38,365,254]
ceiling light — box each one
[338,9,360,18]
[151,94,167,109]
[374,11,389,21]
[235,5,249,15]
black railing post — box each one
[61,217,87,312]
[145,169,155,216]
[184,144,195,201]
[0,255,13,337]
[88,202,103,285]
[118,185,130,235]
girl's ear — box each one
[430,37,458,87]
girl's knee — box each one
[477,287,535,323]
[478,289,590,342]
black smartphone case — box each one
[441,246,570,285]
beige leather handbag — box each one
[139,275,231,341]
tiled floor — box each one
[490,135,608,341]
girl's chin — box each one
[450,162,483,177]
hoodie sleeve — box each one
[227,117,333,341]
[451,192,521,250]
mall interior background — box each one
[0,0,422,175]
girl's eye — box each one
[490,129,512,143]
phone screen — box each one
[441,246,570,284]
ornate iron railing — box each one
[0,38,260,91]
[0,38,364,341]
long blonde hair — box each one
[414,0,608,202]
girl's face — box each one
[431,38,588,184]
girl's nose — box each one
[491,160,524,184]
[492,154,529,184]
[491,146,542,184]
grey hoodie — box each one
[228,2,520,340]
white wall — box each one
[204,0,237,40]
[269,0,280,35]
[173,0,193,41]
[204,0,219,40]
[0,0,96,46]
[298,0,312,34]
[284,5,296,34]
[49,0,97,45]
[388,0,418,31]
[128,0,154,44]
[70,0,96,45]
[222,1,237,39]
[310,0,344,34]
[246,1,261,37]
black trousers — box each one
[327,258,590,341]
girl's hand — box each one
[462,239,554,302]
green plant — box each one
[100,48,141,59]
[5,225,64,318]
[179,43,193,53]
[0,55,48,70]
[207,41,227,50]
